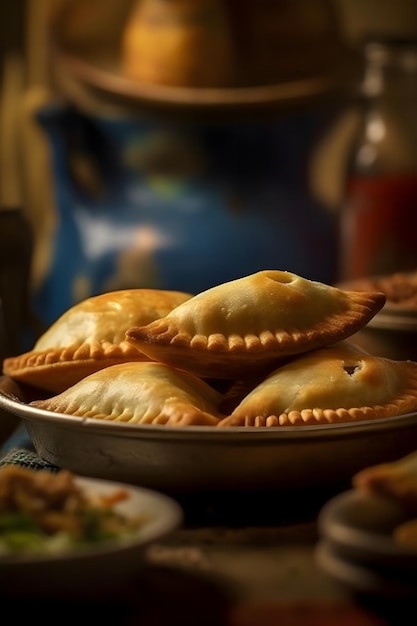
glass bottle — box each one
[339,38,417,280]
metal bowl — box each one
[49,0,360,121]
[2,383,417,495]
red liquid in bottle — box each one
[339,38,417,281]
[342,175,417,279]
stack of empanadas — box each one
[4,268,417,428]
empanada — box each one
[3,289,192,393]
[217,342,417,427]
[30,361,222,426]
[125,270,386,379]
[393,518,417,550]
[353,451,417,513]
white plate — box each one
[0,475,183,598]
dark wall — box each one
[0,0,26,59]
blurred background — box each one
[0,0,416,358]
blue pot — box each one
[33,105,337,330]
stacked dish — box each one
[316,450,417,601]
[316,489,417,600]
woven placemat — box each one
[0,447,60,472]
[0,424,60,471]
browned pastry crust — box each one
[353,451,417,550]
[217,342,417,427]
[353,451,417,514]
[3,289,192,393]
[393,518,417,550]
[126,270,386,379]
[30,361,222,427]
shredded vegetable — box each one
[0,465,145,556]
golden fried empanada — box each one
[125,270,386,379]
[353,451,417,513]
[393,519,417,550]
[30,361,222,426]
[217,342,417,427]
[3,289,192,393]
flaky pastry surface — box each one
[217,343,417,427]
[30,362,222,426]
[3,289,192,393]
[126,270,386,379]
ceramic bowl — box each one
[337,272,417,361]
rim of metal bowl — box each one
[1,388,417,442]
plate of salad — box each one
[0,465,183,597]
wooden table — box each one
[0,486,412,625]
